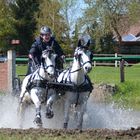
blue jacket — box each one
[29,36,64,65]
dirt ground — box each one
[0,127,140,140]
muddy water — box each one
[0,94,140,130]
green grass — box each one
[88,64,140,84]
[88,66,120,84]
[16,65,27,76]
[16,64,140,110]
[88,64,140,110]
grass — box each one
[16,64,27,76]
[88,64,140,110]
[16,63,140,110]
[88,66,120,84]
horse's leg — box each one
[63,91,76,129]
[76,102,87,130]
[17,100,26,128]
[17,93,29,128]
[76,92,89,130]
[18,80,29,128]
[63,99,71,129]
[30,89,42,127]
[45,89,57,119]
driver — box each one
[26,26,65,75]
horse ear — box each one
[54,54,57,58]
[41,57,45,64]
[78,39,82,47]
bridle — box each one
[38,50,56,79]
[43,64,55,73]
[70,50,91,74]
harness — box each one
[58,68,93,93]
[57,68,93,107]
[26,80,47,91]
[26,62,55,92]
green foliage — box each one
[9,0,40,55]
[128,1,140,24]
[0,0,16,52]
[80,0,140,53]
[60,43,73,55]
[113,81,140,110]
[35,0,68,42]
[116,82,136,96]
[99,33,116,54]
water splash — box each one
[84,97,140,130]
[0,94,64,129]
[0,94,140,129]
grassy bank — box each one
[16,63,140,110]
[88,64,140,110]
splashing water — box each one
[83,96,140,130]
[0,94,140,129]
[0,94,65,129]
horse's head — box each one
[41,49,57,79]
[74,47,92,73]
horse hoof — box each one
[63,123,68,129]
[45,111,54,119]
[46,107,54,119]
[34,116,42,126]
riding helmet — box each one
[40,26,52,35]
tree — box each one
[128,1,140,24]
[35,0,67,41]
[0,0,16,53]
[79,0,140,53]
[9,0,39,55]
[59,0,77,38]
[35,0,73,54]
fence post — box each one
[7,50,16,92]
[115,53,118,67]
[93,61,96,67]
[120,59,125,82]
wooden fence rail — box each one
[16,55,140,63]
[1,51,139,91]
[15,55,140,83]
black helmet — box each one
[40,26,52,34]
[78,34,91,47]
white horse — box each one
[57,47,93,130]
[18,49,57,127]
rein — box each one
[70,67,82,73]
[44,64,54,72]
[70,60,91,74]
[82,61,91,66]
[37,64,55,80]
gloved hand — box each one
[28,54,33,59]
[61,55,66,63]
[61,55,65,59]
